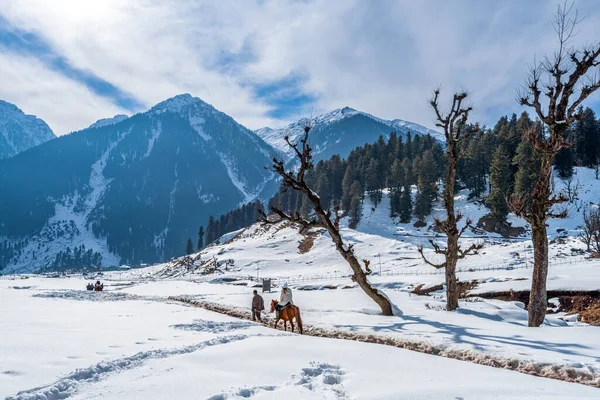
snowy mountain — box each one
[0,100,55,159]
[255,107,442,163]
[88,114,129,129]
[0,94,276,272]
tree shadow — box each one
[333,312,591,358]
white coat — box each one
[280,288,293,306]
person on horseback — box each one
[276,282,293,318]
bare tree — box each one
[578,206,600,252]
[510,1,600,326]
[418,89,482,311]
[260,125,395,316]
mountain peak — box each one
[0,99,55,159]
[88,114,129,129]
[149,93,211,115]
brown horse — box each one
[270,300,303,334]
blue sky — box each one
[0,0,599,135]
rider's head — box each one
[282,282,288,289]
[253,290,257,295]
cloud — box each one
[0,0,599,135]
[0,50,128,134]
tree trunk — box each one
[310,190,394,316]
[444,157,460,311]
[529,219,549,326]
[445,232,459,311]
[527,155,553,327]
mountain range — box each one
[0,94,440,272]
[255,106,441,164]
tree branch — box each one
[417,245,446,269]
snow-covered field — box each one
[2,277,599,399]
[3,168,600,397]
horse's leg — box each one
[275,318,279,330]
[284,320,287,331]
[290,319,295,333]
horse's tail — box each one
[295,306,303,334]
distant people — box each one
[86,282,94,291]
[276,282,293,317]
[94,280,103,291]
[251,290,265,321]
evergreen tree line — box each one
[201,200,265,246]
[268,132,444,227]
[198,108,599,250]
[50,245,103,270]
[484,108,600,222]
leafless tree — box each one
[417,89,483,311]
[578,206,600,252]
[259,125,395,316]
[510,1,600,326]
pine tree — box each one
[487,146,513,221]
[574,108,600,167]
[348,181,363,229]
[316,173,332,210]
[197,226,205,251]
[205,216,216,244]
[366,159,382,206]
[402,157,414,186]
[388,159,405,218]
[388,159,405,189]
[554,127,575,179]
[513,140,540,196]
[399,185,413,223]
[186,238,194,255]
[414,150,436,220]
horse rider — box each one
[276,282,293,318]
[94,281,103,291]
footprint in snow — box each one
[205,362,348,399]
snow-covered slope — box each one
[0,100,55,159]
[87,114,129,129]
[113,173,600,382]
[256,107,442,163]
[0,94,276,272]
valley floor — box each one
[1,275,599,399]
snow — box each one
[149,93,200,114]
[2,277,598,399]
[143,120,162,158]
[103,176,600,384]
[218,151,266,205]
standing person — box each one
[251,290,264,321]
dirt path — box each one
[167,295,599,388]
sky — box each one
[0,0,599,136]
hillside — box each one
[0,94,276,272]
